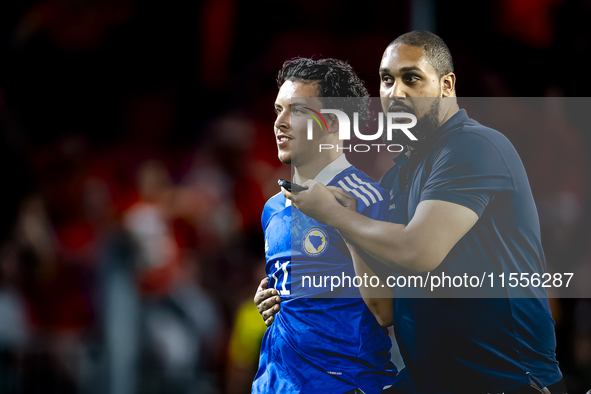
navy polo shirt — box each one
[380,109,562,393]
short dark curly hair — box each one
[276,57,371,123]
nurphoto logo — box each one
[306,109,418,153]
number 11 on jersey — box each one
[271,260,290,296]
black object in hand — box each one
[278,179,308,192]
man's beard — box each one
[385,98,442,145]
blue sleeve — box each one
[343,171,390,221]
[261,202,271,231]
[420,133,515,217]
[261,193,284,231]
[359,185,390,221]
[336,170,390,220]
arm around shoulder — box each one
[329,199,479,274]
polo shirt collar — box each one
[393,109,469,167]
[437,108,468,135]
[408,109,469,153]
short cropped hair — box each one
[276,57,371,123]
[389,31,454,79]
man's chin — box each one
[278,154,291,165]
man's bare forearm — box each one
[345,240,393,326]
[291,182,478,274]
[325,204,418,272]
[325,199,479,274]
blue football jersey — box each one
[252,156,397,394]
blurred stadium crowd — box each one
[0,0,590,393]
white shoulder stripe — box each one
[351,173,383,201]
[338,180,370,207]
[344,176,377,204]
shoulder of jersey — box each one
[332,167,388,208]
[261,190,287,230]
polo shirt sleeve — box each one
[420,132,515,217]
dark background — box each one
[0,0,590,393]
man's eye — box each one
[382,76,393,84]
[404,75,419,83]
[292,108,303,114]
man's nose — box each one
[275,112,289,130]
[388,81,406,98]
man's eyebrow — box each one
[379,66,424,73]
[290,101,308,107]
[400,66,423,72]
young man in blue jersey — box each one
[258,32,566,394]
[251,58,397,393]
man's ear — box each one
[326,112,340,134]
[441,73,456,97]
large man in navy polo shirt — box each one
[279,31,565,394]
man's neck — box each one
[293,152,343,184]
[439,99,460,126]
[405,100,461,152]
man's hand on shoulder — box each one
[254,277,281,327]
[327,186,358,212]
[281,180,343,224]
